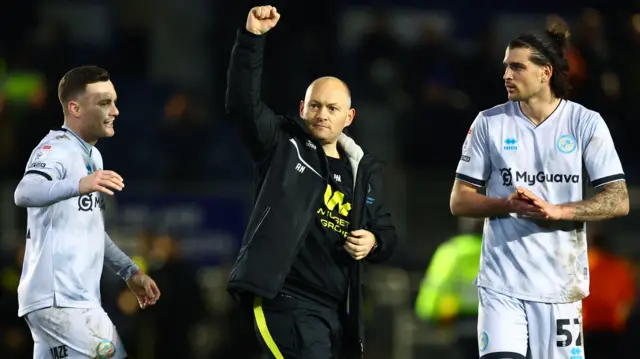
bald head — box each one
[305,76,352,109]
[300,76,355,147]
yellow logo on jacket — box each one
[324,184,351,216]
[317,184,351,238]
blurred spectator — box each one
[415,218,483,359]
[583,232,636,359]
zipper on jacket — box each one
[249,206,271,241]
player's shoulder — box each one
[36,130,76,149]
[30,130,77,157]
[563,100,603,124]
[475,101,518,125]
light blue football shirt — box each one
[16,127,135,317]
[455,100,625,303]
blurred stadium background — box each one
[1,0,640,358]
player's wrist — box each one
[123,266,142,282]
[556,204,575,221]
[496,197,513,215]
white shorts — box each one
[25,307,127,359]
[477,287,584,359]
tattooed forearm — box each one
[560,181,630,221]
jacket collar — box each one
[337,133,365,164]
[290,116,381,171]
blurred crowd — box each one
[1,1,640,358]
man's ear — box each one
[542,64,553,84]
[345,108,356,127]
[68,100,81,117]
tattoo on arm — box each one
[561,181,629,221]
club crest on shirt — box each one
[556,134,577,154]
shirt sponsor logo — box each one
[78,193,106,212]
[499,168,580,186]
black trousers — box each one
[252,294,344,359]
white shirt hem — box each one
[475,280,587,304]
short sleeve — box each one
[24,143,71,181]
[455,113,491,187]
[581,114,625,187]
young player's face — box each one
[300,80,355,145]
[80,81,119,139]
[503,47,546,101]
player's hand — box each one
[344,229,376,260]
[126,270,161,309]
[516,187,564,220]
[246,5,281,35]
[79,170,124,196]
[506,189,547,218]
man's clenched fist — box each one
[246,5,281,35]
[79,170,124,196]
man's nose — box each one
[503,68,512,80]
[317,106,330,119]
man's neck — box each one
[323,142,340,159]
[63,119,97,145]
[519,93,562,126]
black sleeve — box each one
[225,28,284,161]
[364,170,398,264]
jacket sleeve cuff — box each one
[369,230,384,256]
[238,28,267,47]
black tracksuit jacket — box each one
[225,28,398,358]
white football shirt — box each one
[17,127,107,316]
[455,100,625,303]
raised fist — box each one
[246,5,280,35]
[79,170,124,196]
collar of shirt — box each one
[61,125,93,156]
